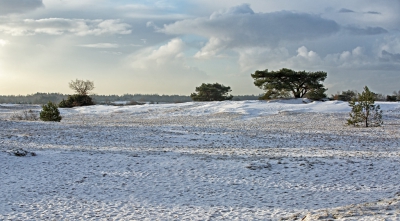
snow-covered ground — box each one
[1,99,400,220]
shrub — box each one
[58,94,94,108]
[305,88,327,100]
[40,101,62,122]
[11,149,36,157]
[347,86,382,127]
[190,83,233,101]
[332,90,358,101]
[10,109,38,121]
[387,95,397,102]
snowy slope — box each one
[1,100,400,220]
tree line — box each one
[0,92,260,104]
[6,70,389,127]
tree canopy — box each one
[69,79,94,95]
[251,68,327,99]
[190,83,233,101]
[347,86,382,127]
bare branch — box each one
[69,79,95,95]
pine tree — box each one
[190,83,233,101]
[347,86,382,127]
[40,101,62,122]
[251,68,327,99]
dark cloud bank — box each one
[161,4,340,48]
[0,0,44,14]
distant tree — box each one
[251,68,327,99]
[190,83,233,101]
[332,90,358,101]
[393,90,400,101]
[58,94,94,108]
[59,79,95,108]
[40,101,62,122]
[305,88,327,100]
[69,79,94,95]
[373,93,386,101]
[387,95,397,102]
[347,86,382,127]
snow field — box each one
[1,100,400,220]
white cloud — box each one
[0,39,8,46]
[378,35,400,62]
[78,43,119,49]
[236,45,373,73]
[131,38,185,68]
[379,35,400,55]
[285,46,323,69]
[235,47,290,71]
[129,38,206,78]
[0,18,131,36]
[116,2,191,19]
[194,37,229,59]
[281,46,370,69]
[323,47,369,67]
[128,38,208,92]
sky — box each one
[0,0,399,96]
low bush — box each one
[10,109,38,121]
[126,100,144,105]
[59,94,94,108]
[11,149,36,157]
[40,101,62,122]
[305,88,327,100]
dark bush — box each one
[40,101,62,122]
[387,95,397,102]
[11,149,36,157]
[191,83,233,101]
[305,88,327,100]
[58,94,94,108]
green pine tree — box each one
[347,86,382,127]
[190,83,233,101]
[40,101,62,122]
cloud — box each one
[380,50,400,62]
[338,8,355,13]
[282,46,371,69]
[284,46,323,69]
[0,39,8,46]
[0,0,44,14]
[131,38,185,68]
[324,47,368,67]
[345,26,388,35]
[238,45,373,73]
[161,4,340,58]
[366,11,381,15]
[129,38,207,77]
[209,3,255,19]
[128,38,208,92]
[78,43,119,49]
[194,37,228,58]
[379,35,400,52]
[235,46,290,71]
[0,18,131,36]
[116,2,191,19]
